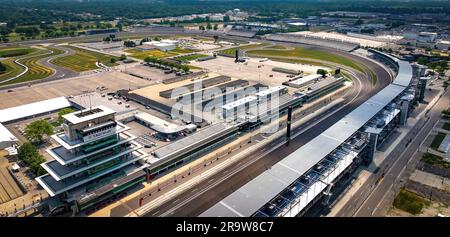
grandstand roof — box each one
[153,123,234,159]
[201,54,412,217]
[0,97,71,123]
[0,123,18,144]
[289,74,322,86]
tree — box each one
[199,25,205,31]
[57,108,75,125]
[120,54,127,61]
[17,143,47,176]
[438,60,448,71]
[25,120,54,144]
[417,57,428,66]
[110,58,116,63]
[213,24,219,30]
[317,69,328,77]
[123,40,136,47]
[206,23,212,30]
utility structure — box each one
[286,106,293,146]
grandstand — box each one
[264,33,359,52]
[226,30,257,38]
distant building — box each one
[403,32,438,43]
[141,39,178,51]
[436,40,450,51]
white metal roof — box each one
[63,105,115,125]
[134,112,185,134]
[0,97,71,123]
[289,74,322,86]
[221,96,257,110]
[255,86,286,97]
[0,123,17,143]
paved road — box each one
[139,51,391,217]
[38,45,79,80]
[335,89,449,217]
[336,89,449,217]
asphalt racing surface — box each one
[141,45,392,217]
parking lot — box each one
[122,64,175,82]
[0,70,153,109]
[190,56,328,87]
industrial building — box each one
[140,39,178,51]
[36,106,148,214]
[201,49,415,217]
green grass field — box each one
[10,47,66,84]
[125,48,178,60]
[0,46,37,82]
[265,45,288,50]
[52,45,119,72]
[246,47,364,73]
[0,47,35,58]
[393,189,430,215]
[0,47,67,85]
[174,54,208,62]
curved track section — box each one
[40,45,79,79]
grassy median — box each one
[0,46,37,83]
[125,48,178,60]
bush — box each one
[317,68,327,77]
[393,189,430,215]
[56,108,75,126]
